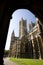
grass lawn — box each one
[10,57,43,65]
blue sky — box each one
[5,9,36,50]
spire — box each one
[12,30,15,37]
[21,17,24,21]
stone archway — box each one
[0,0,43,65]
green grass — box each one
[10,57,43,65]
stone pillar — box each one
[16,40,21,58]
[36,17,43,59]
[31,35,36,58]
[36,36,41,59]
[37,35,43,59]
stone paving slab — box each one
[4,58,19,65]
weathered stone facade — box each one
[9,18,43,59]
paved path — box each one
[4,58,19,65]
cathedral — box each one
[9,18,43,59]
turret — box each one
[19,18,27,38]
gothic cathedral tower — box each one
[19,18,27,38]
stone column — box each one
[37,35,43,59]
[16,40,21,58]
[31,35,36,58]
[36,36,41,59]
